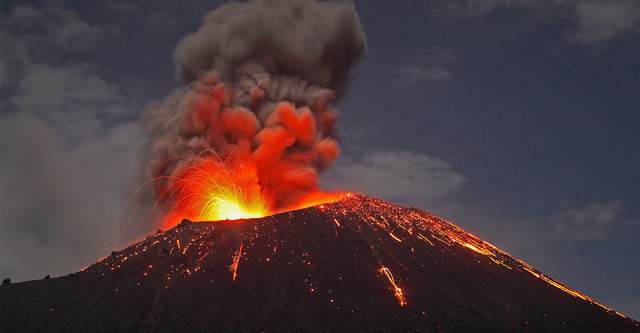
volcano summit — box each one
[1,194,638,332]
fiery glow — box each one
[160,158,348,228]
[378,266,407,306]
[230,243,243,282]
[278,191,350,213]
[389,232,402,243]
[160,159,271,227]
[202,195,267,221]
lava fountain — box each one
[160,158,271,227]
[159,156,349,228]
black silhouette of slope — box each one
[1,194,638,332]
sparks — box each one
[389,232,402,243]
[229,243,243,282]
[159,158,348,229]
[378,266,407,306]
[161,159,271,228]
[280,191,350,213]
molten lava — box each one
[160,159,270,227]
[160,158,347,228]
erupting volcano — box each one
[2,195,638,332]
[3,1,638,332]
[141,0,365,230]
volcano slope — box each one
[1,194,638,332]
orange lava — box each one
[160,159,270,228]
[277,191,350,213]
[378,266,407,306]
[229,243,243,282]
[160,158,348,229]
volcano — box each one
[1,194,638,332]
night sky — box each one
[1,0,639,319]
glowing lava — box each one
[378,266,407,306]
[160,158,271,228]
[207,199,264,220]
[160,158,347,228]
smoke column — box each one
[143,0,366,225]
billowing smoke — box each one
[173,0,366,94]
[144,0,366,220]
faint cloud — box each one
[1,3,120,53]
[0,3,120,91]
[549,201,634,241]
[10,63,131,141]
[427,0,640,46]
[0,31,30,90]
[434,0,535,18]
[50,7,120,52]
[323,149,465,208]
[96,0,221,37]
[0,112,143,281]
[0,2,142,282]
[391,48,461,85]
[392,66,453,85]
[570,0,640,45]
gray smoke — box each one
[173,0,366,94]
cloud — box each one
[427,0,640,45]
[0,113,143,281]
[0,3,143,282]
[571,0,640,45]
[549,201,634,241]
[97,0,213,37]
[323,149,465,209]
[391,48,461,85]
[432,0,537,18]
[0,2,120,91]
[0,31,30,90]
[1,3,120,53]
[49,7,118,52]
[9,63,131,141]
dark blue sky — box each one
[1,0,639,318]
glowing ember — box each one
[230,243,243,282]
[160,159,270,227]
[158,157,348,228]
[283,192,350,212]
[378,266,407,306]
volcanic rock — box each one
[1,195,638,332]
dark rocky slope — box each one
[2,195,638,332]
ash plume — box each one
[173,0,366,94]
[144,0,366,216]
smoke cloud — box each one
[144,0,366,220]
[173,0,366,94]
